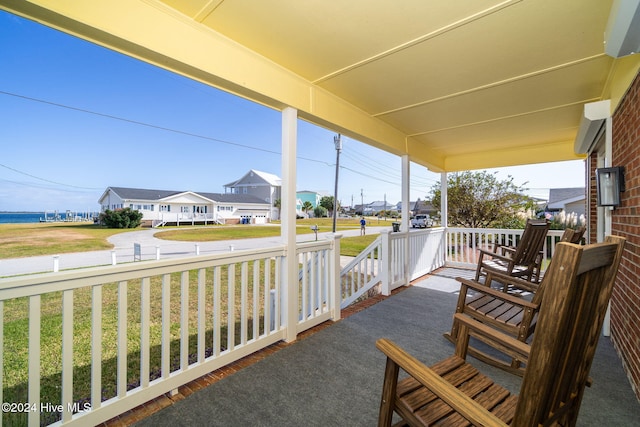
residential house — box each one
[296,190,322,209]
[367,200,399,215]
[98,187,271,226]
[546,187,586,219]
[224,169,281,219]
[296,190,327,217]
[412,199,437,217]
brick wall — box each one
[608,69,640,400]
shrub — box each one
[99,208,143,228]
[313,206,328,218]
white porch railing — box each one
[0,226,569,426]
[445,227,565,270]
[0,238,340,427]
[340,228,446,308]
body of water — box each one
[0,212,98,224]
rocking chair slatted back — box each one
[510,219,550,266]
[515,236,625,425]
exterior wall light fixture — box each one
[596,166,625,207]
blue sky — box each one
[0,11,585,212]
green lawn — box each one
[0,218,376,259]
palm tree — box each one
[302,201,313,217]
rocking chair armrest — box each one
[486,271,541,294]
[456,277,539,309]
[453,313,531,361]
[499,246,516,256]
[477,249,515,264]
[376,338,509,427]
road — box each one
[0,225,394,277]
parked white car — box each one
[411,214,432,228]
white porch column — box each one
[440,172,448,229]
[603,115,613,336]
[281,107,298,342]
[331,233,343,321]
[401,155,410,287]
[401,155,410,231]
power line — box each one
[0,90,332,166]
[0,89,433,193]
[0,163,101,190]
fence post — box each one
[156,246,160,260]
[195,244,200,256]
[111,250,117,265]
[331,234,343,321]
[380,229,391,295]
[53,255,60,272]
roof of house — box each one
[224,169,282,188]
[548,188,585,204]
[102,187,269,205]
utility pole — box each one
[384,193,387,220]
[361,188,364,216]
[332,134,342,233]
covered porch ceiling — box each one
[0,0,621,172]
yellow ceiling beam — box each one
[443,140,586,172]
[0,0,407,155]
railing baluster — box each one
[274,258,281,331]
[263,260,271,335]
[213,266,221,356]
[117,281,127,397]
[310,252,317,316]
[61,289,73,423]
[197,269,206,362]
[227,263,235,352]
[301,253,308,320]
[91,285,102,410]
[140,277,151,388]
[253,260,260,341]
[161,274,171,379]
[180,272,188,370]
[0,300,3,426]
[240,262,248,345]
[28,295,41,427]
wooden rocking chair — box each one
[377,236,625,427]
[443,270,544,375]
[474,219,550,284]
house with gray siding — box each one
[98,186,271,226]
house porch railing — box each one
[0,238,339,427]
[0,226,567,426]
[338,227,566,307]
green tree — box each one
[99,207,143,228]
[430,171,534,228]
[313,206,328,218]
[319,196,336,216]
[301,201,313,216]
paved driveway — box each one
[0,225,393,277]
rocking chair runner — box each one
[377,236,625,427]
[474,219,550,284]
